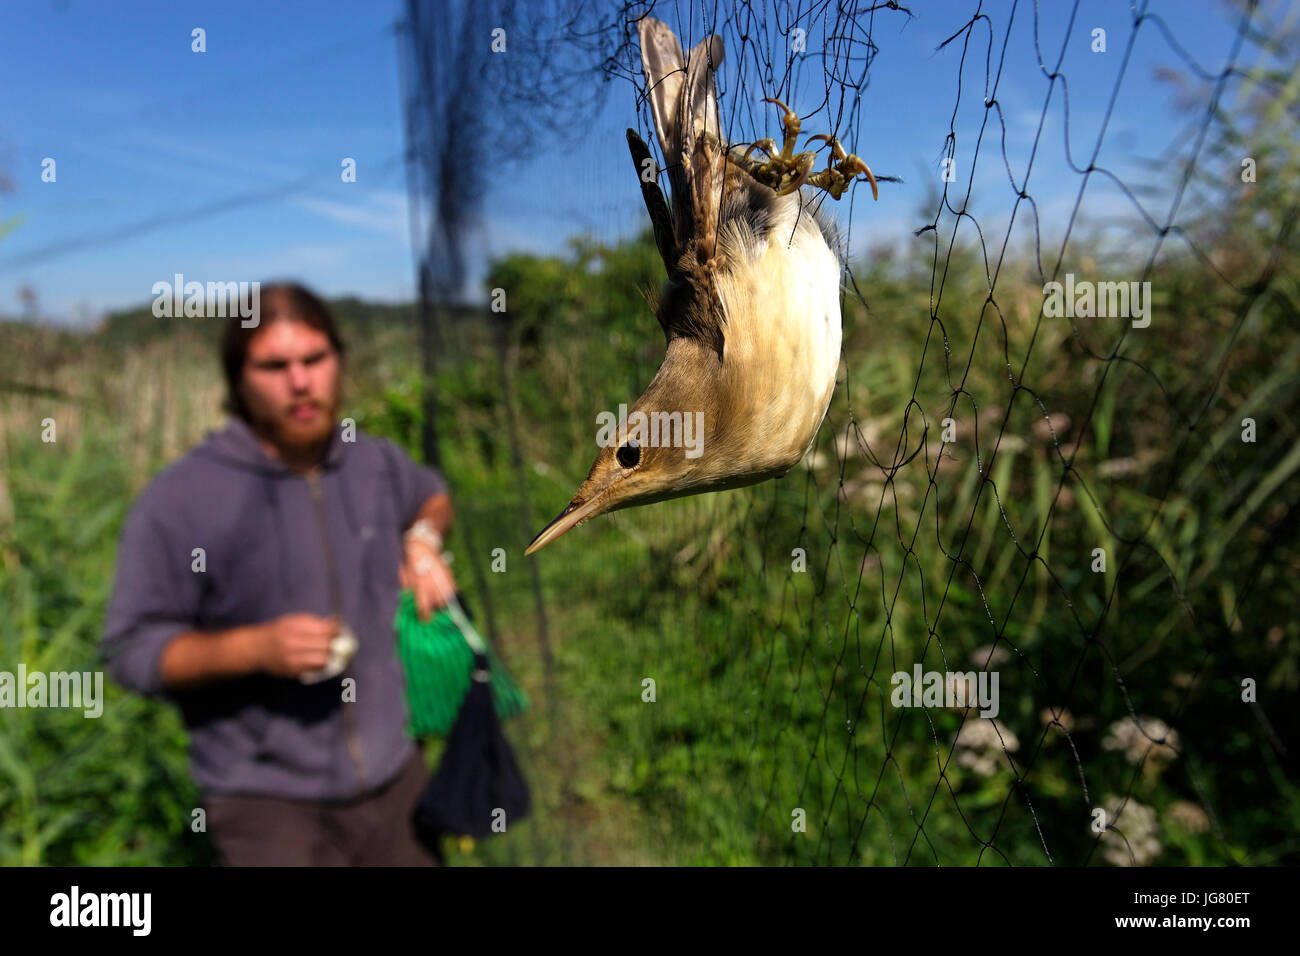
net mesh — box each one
[410,0,1298,865]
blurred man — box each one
[102,283,455,866]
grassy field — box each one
[1,193,1296,865]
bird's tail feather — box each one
[638,17,726,261]
[638,18,686,161]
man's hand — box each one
[400,533,456,622]
[257,613,341,679]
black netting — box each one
[404,0,1298,865]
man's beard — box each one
[250,393,339,460]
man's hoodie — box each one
[101,415,448,801]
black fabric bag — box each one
[412,651,532,845]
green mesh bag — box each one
[395,589,529,738]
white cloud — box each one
[295,190,409,240]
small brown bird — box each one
[526,17,877,555]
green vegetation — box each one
[2,191,1295,864]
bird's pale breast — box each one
[714,197,843,471]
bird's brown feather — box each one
[625,128,678,275]
[637,18,686,161]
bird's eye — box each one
[616,440,641,469]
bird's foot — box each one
[744,98,817,195]
[743,99,878,201]
[803,134,879,201]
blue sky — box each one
[0,0,1257,325]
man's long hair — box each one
[219,282,348,422]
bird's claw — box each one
[803,134,880,201]
[740,137,780,165]
[745,98,809,195]
[743,101,878,201]
[763,97,802,157]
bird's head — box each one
[525,333,758,555]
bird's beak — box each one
[524,491,611,555]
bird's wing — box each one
[626,128,678,276]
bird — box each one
[525,17,878,555]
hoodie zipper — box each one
[305,467,368,792]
